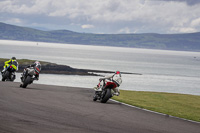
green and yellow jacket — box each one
[4,59,19,70]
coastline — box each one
[0,58,140,76]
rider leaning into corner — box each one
[21,61,41,81]
[1,57,19,74]
[95,71,122,96]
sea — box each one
[0,40,200,96]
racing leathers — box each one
[2,59,18,73]
[23,63,40,80]
[96,72,122,96]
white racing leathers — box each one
[97,73,122,96]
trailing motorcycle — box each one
[1,65,16,81]
[93,77,122,103]
[20,67,40,88]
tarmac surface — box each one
[0,81,199,133]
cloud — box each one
[155,0,200,6]
[6,18,22,24]
[118,27,131,34]
[191,18,200,27]
[81,24,94,29]
[170,27,197,33]
[0,0,47,14]
[0,0,200,34]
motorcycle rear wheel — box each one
[22,76,31,88]
[10,74,15,82]
[2,71,9,81]
[93,95,98,101]
[100,89,112,103]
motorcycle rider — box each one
[1,57,18,79]
[21,61,41,81]
[95,71,122,96]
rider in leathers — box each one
[21,61,41,81]
[1,57,18,73]
[1,57,18,80]
[95,71,122,96]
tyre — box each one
[10,74,16,82]
[100,89,112,103]
[22,76,31,88]
[2,71,9,81]
[93,95,98,101]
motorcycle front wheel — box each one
[100,89,112,103]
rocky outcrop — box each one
[0,59,140,76]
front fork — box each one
[94,88,113,100]
[94,91,101,100]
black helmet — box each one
[11,57,16,60]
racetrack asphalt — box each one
[0,81,199,133]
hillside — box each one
[0,22,200,51]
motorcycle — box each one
[93,77,122,103]
[20,67,40,88]
[1,65,16,81]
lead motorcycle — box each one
[20,66,40,88]
[1,65,16,81]
[93,76,122,103]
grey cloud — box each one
[185,0,200,5]
[153,0,200,6]
[0,0,200,34]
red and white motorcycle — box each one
[93,74,122,103]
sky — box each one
[0,0,200,34]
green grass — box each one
[112,90,200,122]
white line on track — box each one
[110,99,200,124]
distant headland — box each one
[0,22,200,52]
[0,58,140,76]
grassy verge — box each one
[112,90,200,122]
